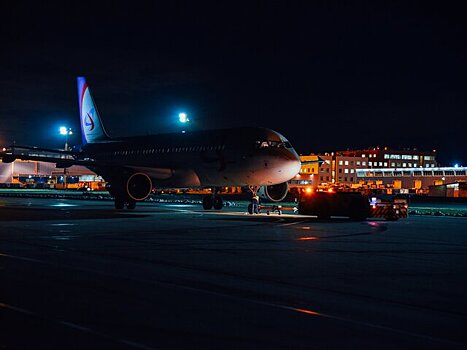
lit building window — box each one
[384,162,387,167]
[344,169,349,174]
[369,162,372,166]
[362,154,366,158]
[357,161,360,165]
[344,161,349,165]
[362,161,366,166]
[351,169,354,173]
[339,160,343,165]
[379,162,382,166]
[403,163,407,167]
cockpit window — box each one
[256,140,291,149]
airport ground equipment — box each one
[369,197,408,221]
[298,191,408,220]
[247,203,298,215]
[298,191,370,220]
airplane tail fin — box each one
[77,77,111,144]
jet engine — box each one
[126,173,153,201]
[258,182,289,202]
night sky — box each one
[1,2,466,165]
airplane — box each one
[1,77,302,210]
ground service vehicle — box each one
[298,191,370,220]
[298,191,408,220]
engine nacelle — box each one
[126,173,153,201]
[258,182,289,202]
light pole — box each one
[178,112,190,133]
[59,126,73,151]
[59,126,72,190]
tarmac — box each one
[1,197,467,349]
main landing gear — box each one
[202,189,223,210]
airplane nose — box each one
[290,155,301,177]
[281,149,301,179]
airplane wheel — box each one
[126,200,136,210]
[213,195,223,210]
[202,196,213,210]
[115,197,125,210]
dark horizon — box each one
[1,2,466,166]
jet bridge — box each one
[1,146,78,166]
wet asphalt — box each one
[1,197,467,349]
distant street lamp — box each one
[178,112,190,133]
[59,126,73,190]
[178,112,189,123]
[59,126,73,151]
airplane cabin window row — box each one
[107,144,226,157]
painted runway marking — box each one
[278,220,307,227]
[0,302,158,350]
[274,304,466,347]
[0,252,44,264]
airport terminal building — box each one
[294,148,466,196]
[0,160,103,190]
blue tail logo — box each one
[85,110,95,132]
